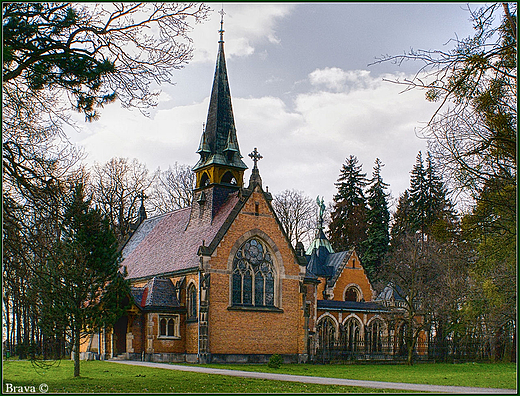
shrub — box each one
[268,354,283,369]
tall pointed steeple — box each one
[193,9,247,190]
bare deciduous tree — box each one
[272,189,317,248]
[90,158,153,244]
[149,163,195,214]
[3,3,210,120]
[379,233,441,365]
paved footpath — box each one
[110,360,516,394]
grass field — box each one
[2,360,407,393]
[199,361,517,390]
[3,359,516,393]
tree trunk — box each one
[406,318,415,366]
[74,325,81,377]
[4,295,10,357]
[407,343,414,365]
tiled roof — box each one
[121,192,241,280]
[122,212,171,260]
[130,278,181,311]
[305,247,352,284]
[317,299,388,313]
[375,284,406,302]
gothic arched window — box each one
[342,317,362,352]
[317,316,336,353]
[345,287,359,302]
[159,315,180,338]
[187,283,197,320]
[367,318,385,354]
[200,172,210,187]
[232,238,275,307]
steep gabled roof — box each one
[121,193,241,280]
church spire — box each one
[193,8,247,190]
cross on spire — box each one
[248,147,263,169]
[218,8,226,42]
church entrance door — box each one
[113,315,128,356]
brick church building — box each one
[81,18,423,364]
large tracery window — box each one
[232,238,275,307]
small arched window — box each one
[158,315,180,338]
[231,238,275,307]
[345,287,359,302]
[159,318,167,336]
[187,283,197,320]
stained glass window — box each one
[231,237,275,307]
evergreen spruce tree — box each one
[361,158,390,281]
[38,183,129,377]
[328,155,368,253]
[391,191,413,241]
[393,151,456,241]
[408,151,429,234]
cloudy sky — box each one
[67,2,480,209]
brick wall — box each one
[316,251,374,302]
[206,190,305,355]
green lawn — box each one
[198,361,517,390]
[2,359,408,393]
[3,359,516,393]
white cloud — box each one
[72,67,439,209]
[309,68,372,92]
[190,3,295,62]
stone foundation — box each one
[124,352,307,364]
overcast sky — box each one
[67,2,481,210]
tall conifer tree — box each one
[37,183,129,377]
[361,158,390,280]
[392,151,456,242]
[328,155,368,253]
[408,151,429,234]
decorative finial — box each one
[248,147,263,169]
[137,191,148,222]
[218,8,226,43]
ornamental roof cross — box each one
[218,8,226,42]
[248,147,263,169]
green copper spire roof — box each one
[194,12,247,172]
[306,197,334,255]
